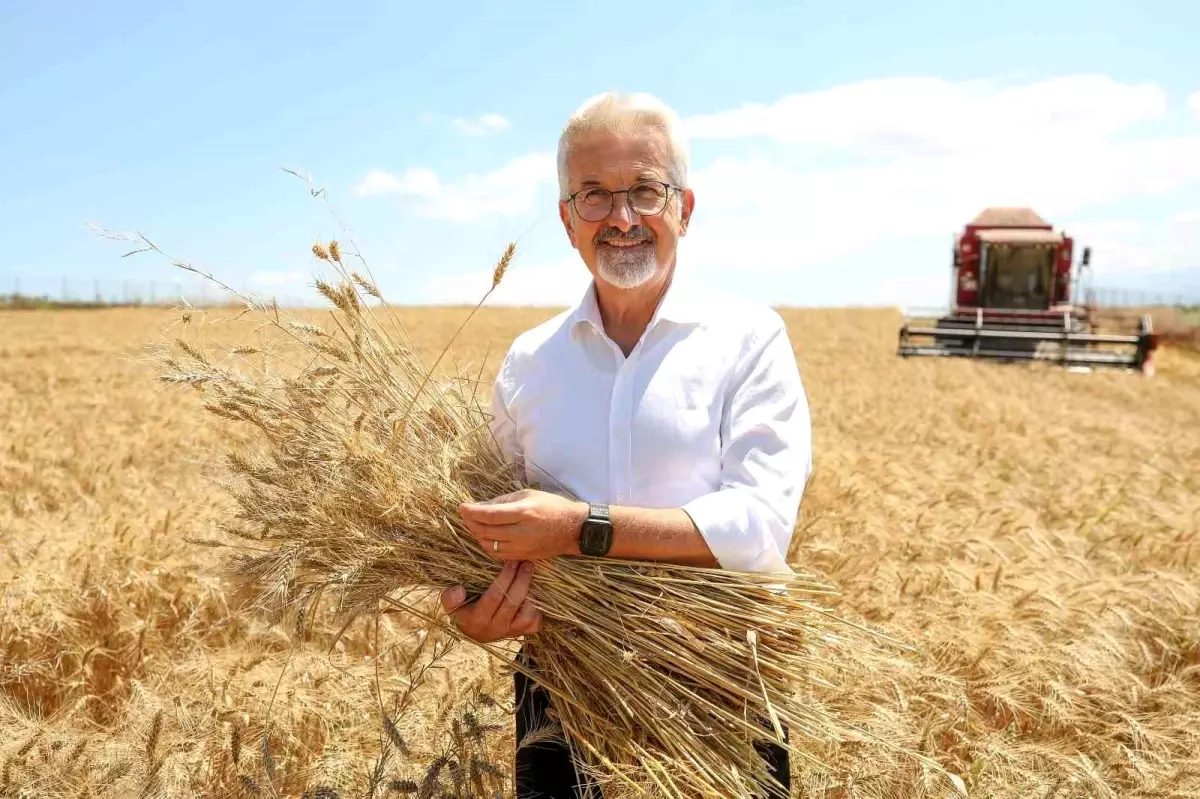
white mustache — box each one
[595,227,653,245]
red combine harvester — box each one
[896,208,1158,374]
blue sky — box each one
[3,0,1199,309]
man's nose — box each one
[604,193,637,231]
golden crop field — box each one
[2,304,1198,798]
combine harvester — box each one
[897,208,1159,375]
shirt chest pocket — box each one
[632,368,725,469]
[628,396,721,504]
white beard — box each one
[595,242,657,289]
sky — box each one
[2,0,1200,310]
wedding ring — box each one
[493,540,500,553]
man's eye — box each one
[631,183,664,202]
[580,188,610,206]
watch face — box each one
[581,519,612,556]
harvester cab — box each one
[896,208,1158,374]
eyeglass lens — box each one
[575,182,668,221]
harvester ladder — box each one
[971,307,983,358]
[1061,310,1071,368]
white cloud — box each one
[454,113,511,136]
[1064,211,1200,281]
[369,76,1200,307]
[419,111,512,136]
[684,75,1167,157]
[420,258,589,306]
[674,76,1200,301]
[866,272,955,309]
[682,133,1200,277]
[355,167,436,197]
[353,153,555,222]
[1171,208,1200,225]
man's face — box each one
[558,129,694,290]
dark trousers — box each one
[513,647,791,798]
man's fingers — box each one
[465,522,537,562]
[465,520,518,545]
[525,610,544,635]
[439,560,540,643]
[440,586,466,613]
[472,561,519,619]
[491,561,534,630]
[473,490,527,505]
[460,499,528,526]
[512,597,542,635]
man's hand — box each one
[440,561,543,644]
[460,489,588,561]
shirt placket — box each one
[606,333,647,506]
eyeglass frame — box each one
[563,180,685,222]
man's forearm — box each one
[586,504,719,568]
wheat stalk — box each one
[108,231,919,798]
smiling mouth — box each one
[600,239,651,248]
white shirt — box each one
[487,272,813,575]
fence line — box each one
[1084,285,1197,310]
[2,275,312,309]
[3,275,1196,312]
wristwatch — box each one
[578,502,613,557]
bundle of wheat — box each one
[122,228,908,797]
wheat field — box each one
[1,303,1198,798]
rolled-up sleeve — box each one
[681,314,812,575]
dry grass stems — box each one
[4,299,1198,797]
[89,218,909,797]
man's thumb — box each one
[441,586,465,611]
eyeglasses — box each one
[565,180,682,223]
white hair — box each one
[556,92,690,199]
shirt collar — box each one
[568,269,710,342]
[567,281,605,340]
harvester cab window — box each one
[983,244,1053,311]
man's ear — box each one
[678,188,695,236]
[558,200,579,249]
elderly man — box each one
[440,92,812,798]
